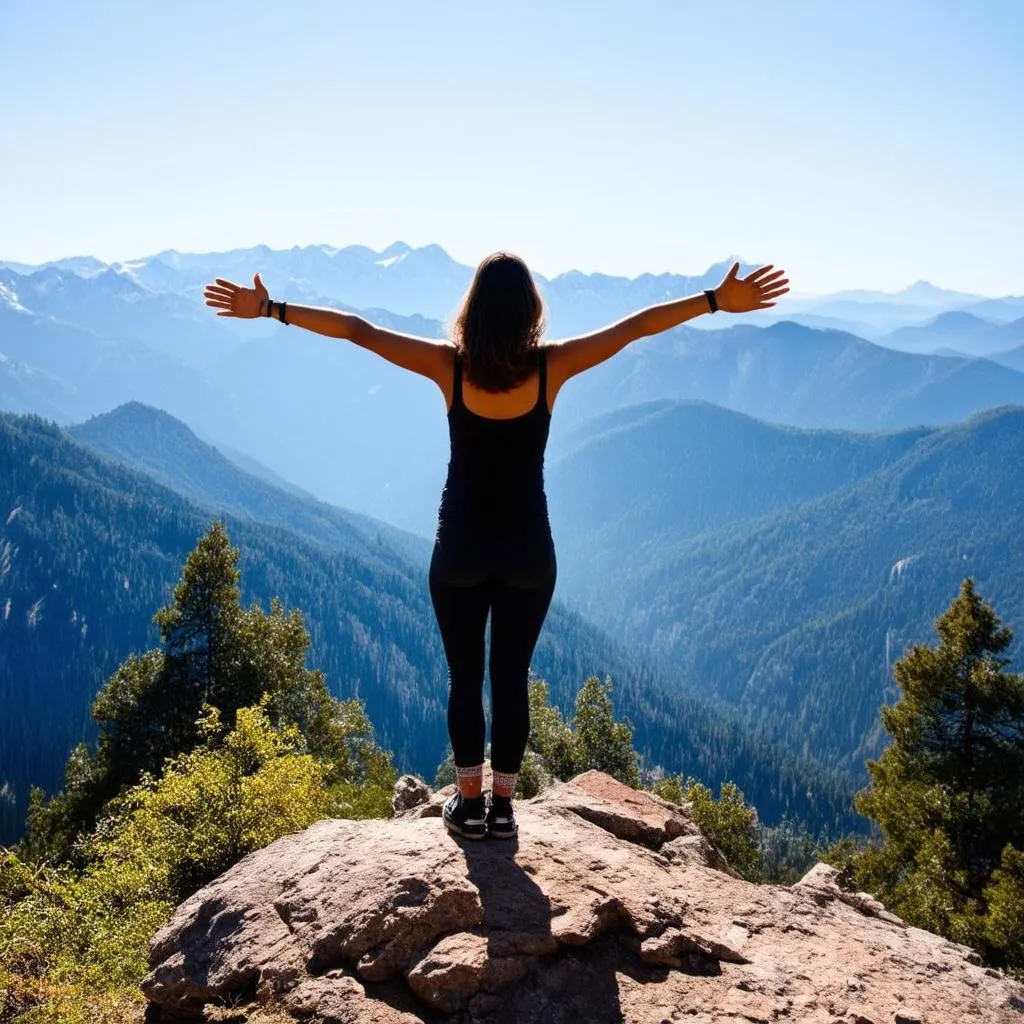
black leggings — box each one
[429,527,556,774]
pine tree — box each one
[23,522,394,863]
[526,679,579,782]
[852,578,1024,959]
[572,675,641,788]
[985,844,1024,972]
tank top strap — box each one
[453,350,463,409]
[537,346,548,413]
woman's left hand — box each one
[714,262,789,313]
[203,272,269,318]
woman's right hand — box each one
[203,272,269,318]
[714,262,789,313]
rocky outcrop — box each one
[142,771,1024,1023]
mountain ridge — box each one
[552,403,1024,768]
[0,409,858,845]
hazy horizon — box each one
[2,0,1021,296]
[2,239,1018,303]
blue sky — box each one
[2,0,1022,295]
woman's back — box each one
[438,348,552,532]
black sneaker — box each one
[443,791,487,840]
[486,794,518,840]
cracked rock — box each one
[142,772,1024,1024]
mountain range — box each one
[3,242,1022,849]
[5,242,1023,338]
[0,407,859,846]
[547,401,1024,769]
[876,310,1024,358]
[4,257,1024,535]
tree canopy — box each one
[837,579,1024,968]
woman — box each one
[203,253,789,840]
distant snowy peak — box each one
[147,249,189,268]
[96,265,155,297]
[376,242,411,269]
[902,279,941,296]
[0,281,28,313]
[379,241,412,260]
[0,255,110,278]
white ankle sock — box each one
[455,763,484,796]
[492,770,518,797]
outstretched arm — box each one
[547,262,789,390]
[202,272,451,381]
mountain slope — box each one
[988,342,1024,374]
[877,311,1024,357]
[69,402,434,570]
[0,412,858,845]
[552,320,1024,439]
[552,405,1024,769]
[0,302,197,423]
[547,401,930,600]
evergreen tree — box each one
[526,678,579,782]
[850,578,1024,961]
[572,675,641,788]
[985,844,1024,972]
[0,701,345,1022]
[653,774,762,879]
[23,521,395,863]
[432,677,643,795]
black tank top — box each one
[437,348,552,532]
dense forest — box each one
[547,402,1024,769]
[0,411,858,844]
[3,541,1020,1023]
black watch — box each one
[703,288,719,313]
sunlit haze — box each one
[2,0,1022,295]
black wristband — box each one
[281,301,288,326]
[704,288,719,313]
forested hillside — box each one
[547,399,930,597]
[0,412,858,844]
[69,402,434,569]
[553,320,1024,437]
[549,403,1024,769]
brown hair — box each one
[450,252,546,391]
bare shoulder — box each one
[540,318,637,396]
[434,342,458,409]
[540,334,593,384]
[540,340,573,411]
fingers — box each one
[745,264,775,282]
[759,281,790,299]
[728,261,740,279]
[203,275,245,317]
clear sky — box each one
[2,0,1022,295]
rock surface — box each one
[142,771,1024,1023]
[392,774,432,815]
